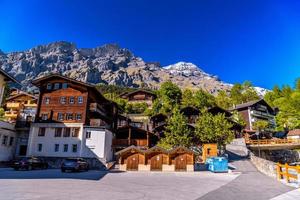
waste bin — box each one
[207,157,228,173]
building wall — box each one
[27,123,84,157]
[239,109,251,130]
[81,128,113,162]
[0,121,16,161]
[27,123,113,162]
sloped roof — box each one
[6,91,38,101]
[120,89,156,98]
[230,99,274,112]
[0,68,19,83]
[288,129,300,136]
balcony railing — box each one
[90,103,107,116]
[112,139,148,147]
[246,138,300,145]
[4,111,18,118]
[6,102,20,108]
[24,102,37,107]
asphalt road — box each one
[197,157,294,200]
[0,168,239,200]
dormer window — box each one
[54,83,60,90]
[46,83,52,90]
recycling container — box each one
[207,157,228,173]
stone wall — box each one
[250,153,277,178]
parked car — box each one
[13,157,48,171]
[61,158,89,172]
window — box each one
[72,144,78,153]
[38,128,46,136]
[38,144,43,152]
[63,128,71,137]
[54,128,62,137]
[41,113,48,120]
[66,113,73,120]
[57,113,64,121]
[69,96,75,104]
[86,131,91,139]
[63,144,68,152]
[78,96,83,104]
[9,137,14,146]
[2,135,8,145]
[62,83,68,89]
[54,144,59,152]
[44,97,50,104]
[76,113,82,121]
[46,83,52,90]
[71,128,80,137]
[60,97,66,104]
[54,83,60,90]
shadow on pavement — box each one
[0,168,125,181]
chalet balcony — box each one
[250,110,274,119]
[112,139,148,147]
[24,101,37,107]
[89,103,107,116]
[4,111,18,118]
[6,102,20,109]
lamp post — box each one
[255,130,261,158]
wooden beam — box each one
[128,127,131,145]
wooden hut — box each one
[146,146,169,171]
[168,146,194,171]
[202,144,218,163]
[115,146,146,171]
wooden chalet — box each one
[116,145,194,171]
[31,74,118,129]
[120,89,157,107]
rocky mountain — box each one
[0,41,265,95]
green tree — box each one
[230,83,243,105]
[157,106,192,149]
[252,120,270,131]
[157,81,182,114]
[295,78,300,91]
[231,110,246,128]
[194,89,216,109]
[194,110,234,146]
[216,90,232,109]
[181,89,194,107]
[0,108,5,121]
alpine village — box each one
[0,43,300,186]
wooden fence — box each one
[277,163,300,183]
[246,138,300,145]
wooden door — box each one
[175,154,187,171]
[150,154,163,171]
[126,154,139,171]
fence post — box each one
[285,163,289,183]
[297,166,300,186]
[276,163,282,180]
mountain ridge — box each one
[0,41,267,95]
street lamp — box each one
[255,130,261,158]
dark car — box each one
[61,158,89,172]
[13,157,48,171]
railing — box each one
[4,111,18,118]
[246,139,300,145]
[24,102,37,107]
[6,102,20,108]
[277,163,300,183]
[112,139,148,147]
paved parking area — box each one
[0,168,239,200]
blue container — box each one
[207,157,228,173]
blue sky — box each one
[1,0,300,89]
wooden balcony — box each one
[112,139,148,147]
[24,101,37,107]
[4,111,18,118]
[89,103,107,116]
[6,102,20,109]
[246,138,300,150]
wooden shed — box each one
[146,146,169,171]
[116,145,195,172]
[169,146,194,171]
[202,144,218,163]
[115,146,145,171]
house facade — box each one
[26,74,118,166]
[230,99,276,133]
[0,121,16,161]
[0,68,18,106]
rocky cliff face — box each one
[0,41,263,94]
